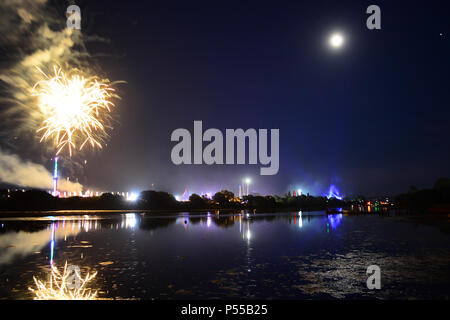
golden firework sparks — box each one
[29,262,98,300]
[32,66,116,156]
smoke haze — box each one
[0,148,82,192]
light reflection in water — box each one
[298,211,303,228]
[0,212,345,269]
[176,214,190,229]
[242,219,251,242]
[122,213,137,229]
[0,214,142,266]
[49,223,55,266]
[206,213,212,228]
[29,262,98,300]
[327,213,343,230]
[246,221,251,241]
[293,211,304,229]
[0,222,80,265]
[0,211,448,300]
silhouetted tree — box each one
[434,178,450,190]
[188,193,208,209]
[139,191,179,210]
[212,190,234,205]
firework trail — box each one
[0,1,122,189]
[33,66,117,156]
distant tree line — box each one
[394,178,450,212]
[0,177,449,213]
[0,189,345,212]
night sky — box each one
[2,0,450,197]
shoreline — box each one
[0,207,447,219]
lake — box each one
[0,211,448,299]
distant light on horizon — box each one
[204,192,213,199]
[326,184,343,200]
[126,192,138,201]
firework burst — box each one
[32,66,117,156]
[29,262,98,300]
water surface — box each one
[0,211,448,299]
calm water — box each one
[0,211,448,299]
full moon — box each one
[329,33,344,48]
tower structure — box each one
[53,157,59,197]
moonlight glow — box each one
[329,33,344,48]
